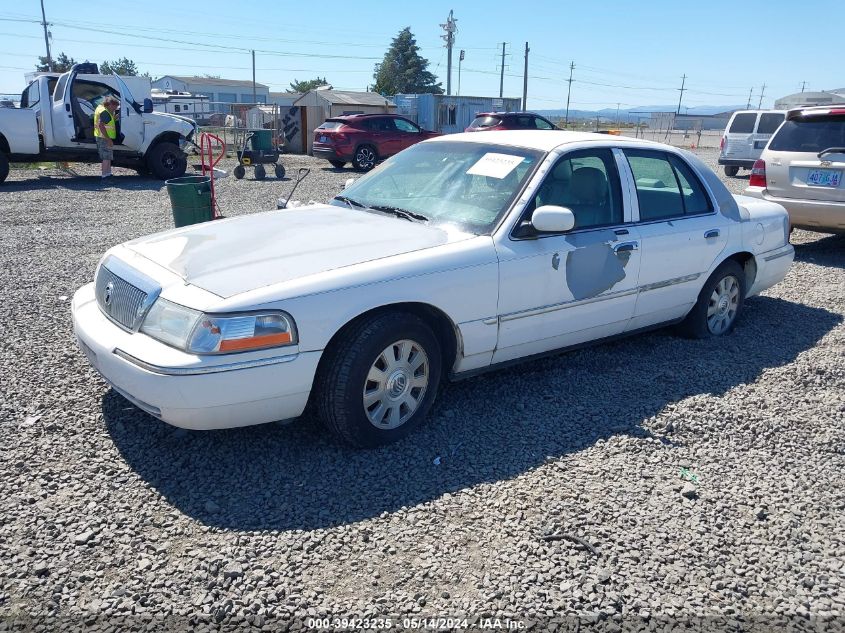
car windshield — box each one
[469,116,501,129]
[331,141,543,234]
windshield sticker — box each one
[466,153,525,179]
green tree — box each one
[372,27,442,95]
[289,77,329,92]
[100,57,140,76]
[35,51,76,72]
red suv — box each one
[465,111,557,132]
[312,114,440,171]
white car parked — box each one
[73,132,794,447]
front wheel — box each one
[352,145,377,171]
[146,142,187,180]
[315,312,442,447]
[233,165,245,179]
[679,260,746,338]
[0,152,9,184]
[274,163,285,179]
[254,164,266,180]
[724,165,740,177]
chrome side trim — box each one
[638,273,701,293]
[482,317,498,326]
[764,247,794,262]
[499,287,638,322]
[113,348,299,376]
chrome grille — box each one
[94,257,160,331]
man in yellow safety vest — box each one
[94,95,120,179]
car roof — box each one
[786,104,845,120]
[329,113,401,120]
[426,129,665,152]
[474,111,545,118]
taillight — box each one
[749,159,767,187]
[719,136,725,151]
[334,133,348,143]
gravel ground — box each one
[1,149,843,632]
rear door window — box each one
[624,150,712,221]
[768,115,845,152]
[756,113,785,135]
[469,116,500,129]
[534,117,554,130]
[729,113,757,133]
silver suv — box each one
[744,105,845,233]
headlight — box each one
[188,312,296,353]
[140,298,297,354]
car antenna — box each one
[277,168,310,209]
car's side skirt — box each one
[449,317,685,382]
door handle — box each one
[613,241,638,253]
[704,229,720,239]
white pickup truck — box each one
[0,63,197,183]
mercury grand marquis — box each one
[72,131,795,447]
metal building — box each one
[394,94,522,134]
[774,90,845,110]
[151,76,270,112]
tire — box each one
[233,165,245,180]
[724,166,740,177]
[329,160,346,169]
[274,163,285,179]
[145,142,187,180]
[679,260,746,339]
[352,145,377,171]
[254,164,266,180]
[315,312,442,448]
[0,152,9,184]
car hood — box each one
[126,204,475,298]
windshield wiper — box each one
[818,147,845,159]
[368,205,429,223]
[333,194,368,209]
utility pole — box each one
[457,49,465,96]
[746,87,753,109]
[758,83,766,109]
[615,102,621,126]
[440,10,457,96]
[251,50,257,104]
[39,0,52,71]
[676,74,687,115]
[499,42,507,99]
[800,81,807,93]
[564,61,575,127]
[522,42,529,110]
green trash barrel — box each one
[165,175,213,228]
[249,129,273,151]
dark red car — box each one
[312,114,440,171]
[465,111,557,132]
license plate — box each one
[319,135,328,143]
[807,169,842,187]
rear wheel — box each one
[329,160,346,169]
[0,153,9,184]
[254,164,266,180]
[233,165,245,179]
[146,142,187,180]
[352,145,377,171]
[315,312,442,447]
[679,260,746,339]
[724,166,740,177]
[274,163,285,179]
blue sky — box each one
[1,0,842,109]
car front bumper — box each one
[72,283,321,430]
[744,186,845,233]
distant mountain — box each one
[535,104,746,120]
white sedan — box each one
[72,131,794,447]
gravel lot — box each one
[1,148,843,632]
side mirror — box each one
[142,98,153,114]
[532,205,576,233]
[344,178,355,189]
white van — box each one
[718,110,786,177]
